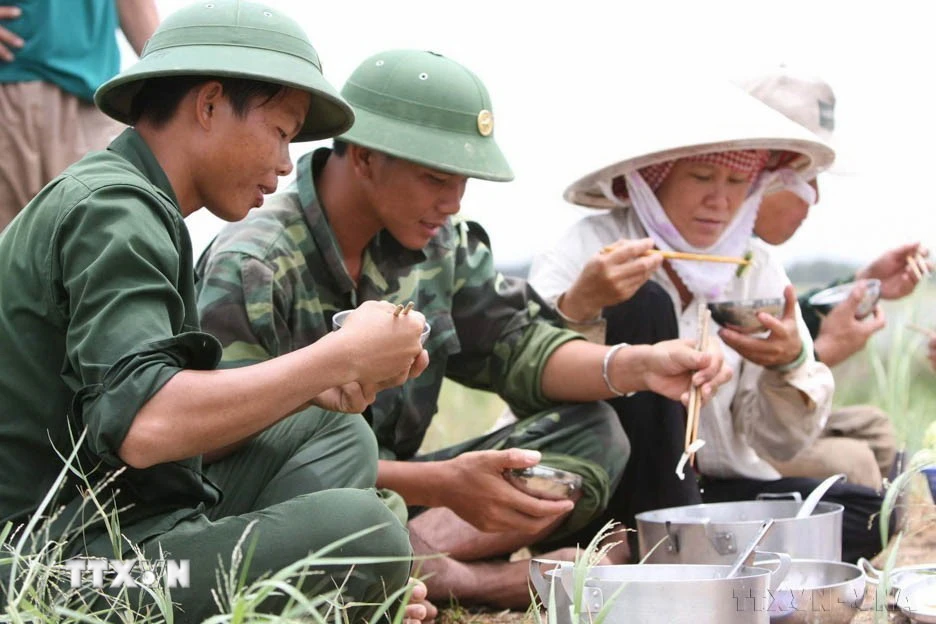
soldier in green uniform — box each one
[197,49,732,608]
[0,3,435,622]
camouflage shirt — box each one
[196,148,582,459]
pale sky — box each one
[137,0,936,270]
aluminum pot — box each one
[767,559,866,623]
[636,498,843,564]
[530,558,789,624]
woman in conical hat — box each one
[527,78,884,563]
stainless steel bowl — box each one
[505,465,582,500]
[767,559,866,623]
[332,308,431,345]
[860,558,936,609]
[708,298,784,334]
[898,576,936,623]
[807,279,881,319]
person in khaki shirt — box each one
[0,3,436,622]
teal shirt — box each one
[196,148,582,460]
[0,0,120,102]
[0,129,221,537]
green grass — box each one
[830,282,936,454]
[0,442,417,624]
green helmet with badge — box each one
[95,0,354,142]
[339,49,513,182]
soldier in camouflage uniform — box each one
[197,49,732,608]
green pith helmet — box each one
[339,50,513,182]
[95,0,354,142]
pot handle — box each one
[755,491,803,504]
[857,557,881,584]
[753,550,792,590]
[529,558,568,606]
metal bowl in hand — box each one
[807,279,881,319]
[708,298,784,334]
[504,465,582,500]
[332,308,431,344]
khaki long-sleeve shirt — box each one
[529,209,834,480]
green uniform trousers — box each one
[413,401,629,545]
[80,409,412,623]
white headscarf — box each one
[599,166,816,300]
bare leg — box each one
[410,506,563,561]
[412,538,583,609]
[408,507,628,609]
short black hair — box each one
[331,140,396,164]
[129,76,288,127]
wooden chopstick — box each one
[649,249,751,265]
[906,322,936,340]
[688,309,711,468]
[393,301,415,317]
[683,306,702,451]
[600,245,750,266]
[684,306,710,456]
[907,255,924,281]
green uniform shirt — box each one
[196,148,582,460]
[0,129,221,538]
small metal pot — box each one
[530,558,788,624]
[636,498,843,564]
[767,559,866,623]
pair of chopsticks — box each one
[906,252,931,281]
[684,305,711,467]
[600,245,751,266]
[392,301,415,317]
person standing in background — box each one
[0,0,159,230]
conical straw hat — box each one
[563,74,835,210]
